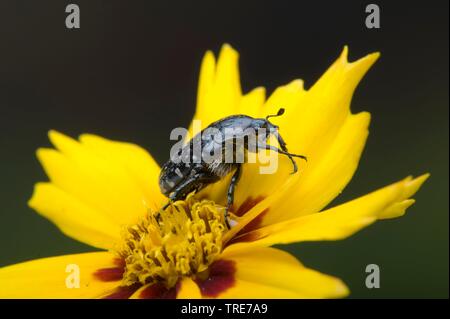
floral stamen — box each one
[119,193,226,289]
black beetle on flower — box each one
[158,108,307,226]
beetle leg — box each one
[168,173,201,202]
[259,143,307,174]
[152,201,169,225]
[161,201,171,210]
[276,133,303,174]
[225,164,242,229]
[156,171,217,222]
[156,173,203,221]
[167,171,220,202]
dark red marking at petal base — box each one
[139,282,180,299]
[195,259,236,298]
[103,283,142,299]
[233,196,265,217]
[226,209,269,247]
[94,258,125,282]
[237,209,268,235]
[228,231,262,245]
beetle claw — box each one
[224,207,233,229]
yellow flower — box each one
[0,44,428,299]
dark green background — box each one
[0,1,448,298]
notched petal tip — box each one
[47,129,79,154]
[378,174,429,220]
[36,146,55,159]
[406,173,430,195]
[48,129,64,143]
[378,199,416,219]
[349,51,380,75]
[217,44,240,71]
[201,50,216,67]
[331,278,350,299]
[353,111,372,125]
[220,43,239,57]
[285,79,305,92]
[400,173,430,197]
[334,47,381,89]
[339,45,349,61]
[35,147,61,180]
[27,182,46,209]
[309,46,380,103]
[339,45,380,65]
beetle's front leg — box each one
[225,164,242,228]
[169,172,205,201]
[160,170,219,210]
[155,171,213,223]
[259,143,307,174]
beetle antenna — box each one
[266,108,285,121]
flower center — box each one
[118,193,227,289]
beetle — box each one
[158,108,307,227]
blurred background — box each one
[0,0,447,298]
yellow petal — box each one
[195,50,216,120]
[261,47,378,160]
[29,183,121,250]
[214,247,348,298]
[256,48,379,226]
[222,175,297,243]
[228,174,429,249]
[229,82,306,208]
[34,131,161,233]
[79,133,166,210]
[190,44,291,209]
[191,46,380,224]
[190,44,242,132]
[177,277,202,299]
[0,252,122,298]
[128,277,201,299]
[238,86,266,118]
[262,111,371,225]
[214,44,242,111]
[263,79,306,119]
